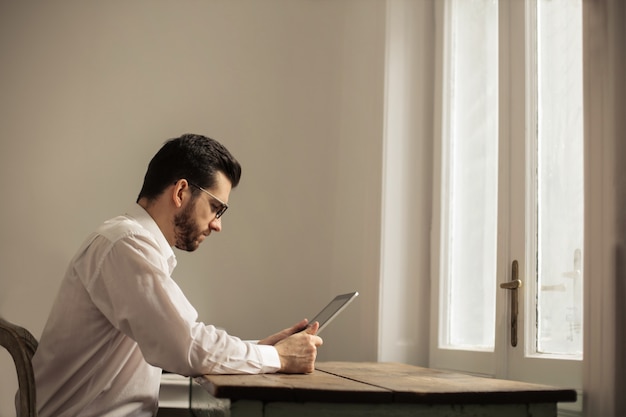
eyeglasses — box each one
[188,182,229,219]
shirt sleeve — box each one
[81,231,281,376]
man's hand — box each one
[258,319,323,374]
[258,318,309,346]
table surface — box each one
[197,361,577,405]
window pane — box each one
[535,0,583,356]
[440,0,498,350]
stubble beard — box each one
[173,200,203,252]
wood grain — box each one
[198,361,576,405]
[316,362,577,404]
[199,369,392,403]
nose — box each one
[209,216,222,232]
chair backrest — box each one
[0,317,38,417]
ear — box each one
[172,179,190,208]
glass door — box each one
[430,0,583,398]
[506,0,583,389]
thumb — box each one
[305,321,320,335]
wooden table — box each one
[190,362,576,417]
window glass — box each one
[534,0,583,356]
[440,0,499,350]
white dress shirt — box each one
[31,204,280,417]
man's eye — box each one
[211,204,220,213]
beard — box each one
[173,200,205,252]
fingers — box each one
[301,322,323,348]
[305,321,319,335]
[291,318,309,334]
[258,319,310,346]
[274,328,324,374]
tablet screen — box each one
[308,291,358,334]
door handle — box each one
[500,260,522,347]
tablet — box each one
[305,291,359,334]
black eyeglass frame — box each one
[187,181,229,219]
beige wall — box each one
[0,1,415,414]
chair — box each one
[0,317,38,417]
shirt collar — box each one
[126,203,177,273]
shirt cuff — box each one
[254,344,281,373]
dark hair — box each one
[136,133,242,202]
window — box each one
[432,0,583,394]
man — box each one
[30,134,323,417]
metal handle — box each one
[500,279,522,290]
[499,260,522,347]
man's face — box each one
[173,171,231,252]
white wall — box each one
[378,0,434,365]
[0,1,424,414]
